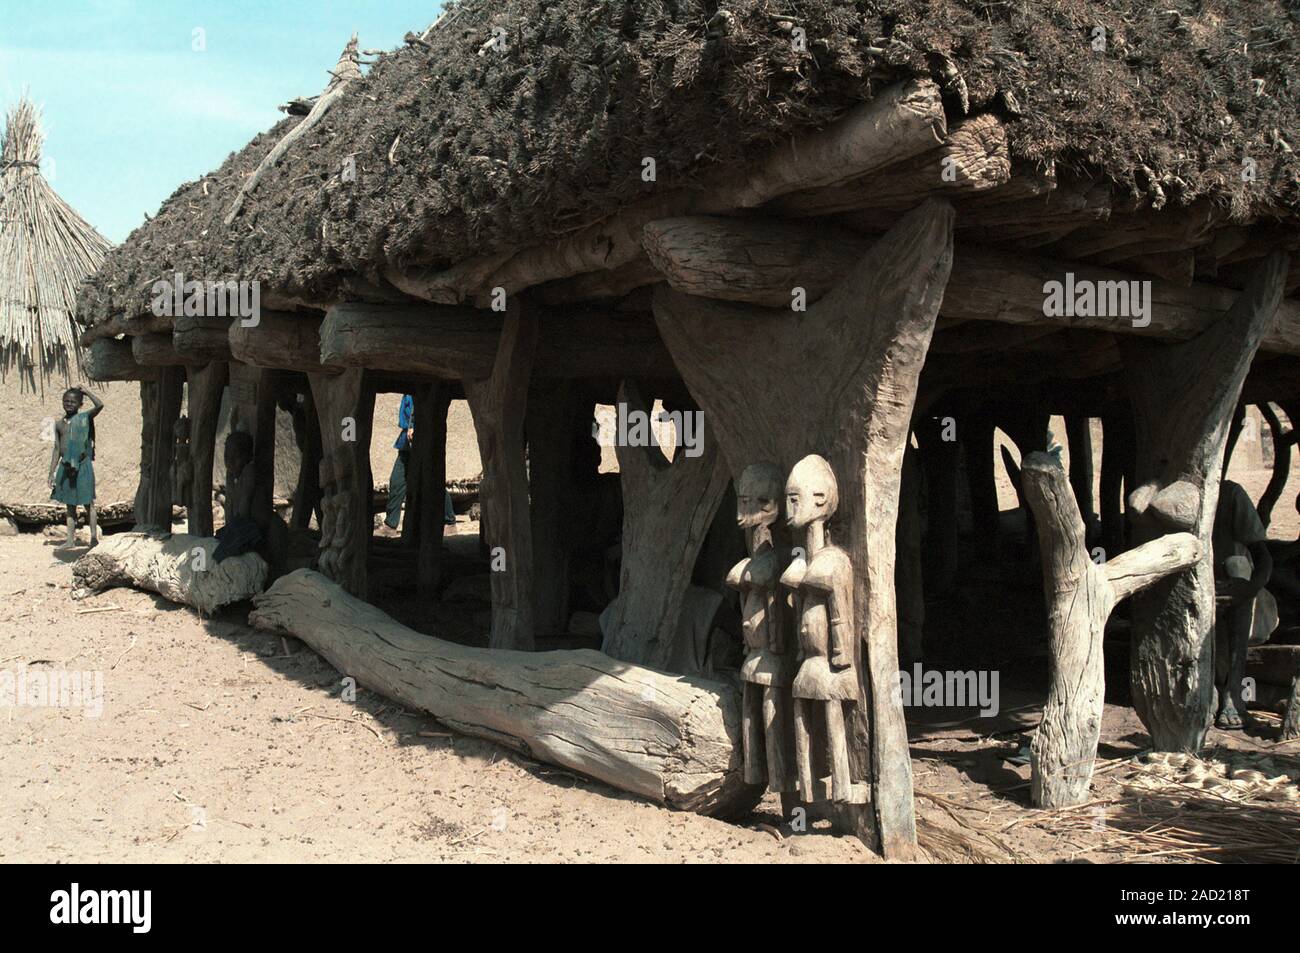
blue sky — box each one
[0,0,443,244]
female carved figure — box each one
[726,463,795,794]
[782,454,860,804]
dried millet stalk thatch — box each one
[0,96,111,387]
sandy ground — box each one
[0,410,1296,863]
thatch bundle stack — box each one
[0,96,110,386]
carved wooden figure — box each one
[727,463,796,794]
[783,455,861,805]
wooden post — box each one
[600,382,731,672]
[527,379,576,637]
[652,199,955,857]
[291,387,323,531]
[133,380,158,528]
[309,368,374,598]
[186,362,227,537]
[1123,252,1289,752]
[1021,452,1199,807]
[414,383,450,592]
[464,300,537,650]
[1065,414,1098,536]
[145,365,184,529]
[1257,402,1296,528]
[227,363,278,529]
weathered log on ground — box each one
[0,500,150,528]
[248,569,758,816]
[85,338,159,382]
[73,532,267,614]
[1123,252,1289,752]
[1021,452,1200,808]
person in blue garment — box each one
[48,384,105,551]
[383,395,457,530]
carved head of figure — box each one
[736,462,782,529]
[785,454,838,530]
[174,415,191,444]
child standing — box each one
[48,384,104,551]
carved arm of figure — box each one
[826,579,853,670]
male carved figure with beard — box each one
[727,463,796,797]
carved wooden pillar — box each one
[1123,252,1289,752]
[464,301,537,650]
[600,381,731,671]
[962,412,1000,550]
[1065,414,1098,538]
[309,368,374,598]
[186,362,227,537]
[653,199,955,858]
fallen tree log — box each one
[0,500,150,528]
[73,532,267,614]
[248,569,759,816]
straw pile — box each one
[0,96,111,387]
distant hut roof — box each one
[1,96,111,385]
[78,0,1300,327]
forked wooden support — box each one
[1020,453,1199,808]
[464,300,537,650]
[1121,252,1289,751]
[651,199,955,857]
[601,381,731,672]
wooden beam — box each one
[174,314,234,363]
[85,338,158,382]
[638,215,1300,355]
[765,114,1010,218]
[321,303,676,379]
[390,80,945,307]
[229,310,340,374]
[131,332,188,366]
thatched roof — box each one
[1,96,111,384]
[79,0,1300,326]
